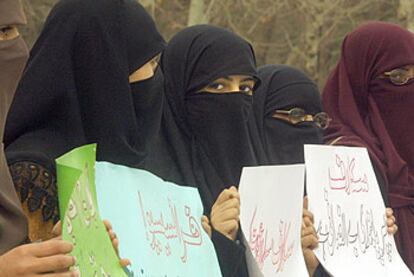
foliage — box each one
[21,0,410,88]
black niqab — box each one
[251,65,323,165]
[143,25,259,277]
[4,0,165,170]
[146,25,258,202]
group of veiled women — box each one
[0,0,413,276]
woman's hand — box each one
[52,220,131,267]
[210,186,240,241]
[201,215,212,238]
[301,196,319,277]
[385,208,398,235]
[103,220,131,267]
[0,240,77,276]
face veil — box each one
[251,65,323,165]
[4,0,166,171]
[159,25,259,200]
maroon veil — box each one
[323,21,414,271]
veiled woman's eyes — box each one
[240,84,253,94]
[0,26,12,32]
[207,83,224,90]
[0,25,19,41]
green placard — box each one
[56,144,127,276]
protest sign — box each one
[56,144,127,276]
[96,161,222,277]
[239,165,308,277]
[305,144,412,277]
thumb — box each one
[303,196,309,210]
[229,186,238,192]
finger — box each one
[214,220,239,234]
[43,271,79,277]
[301,235,319,249]
[303,217,313,227]
[103,220,113,231]
[30,240,74,257]
[112,238,120,255]
[211,199,240,218]
[228,186,240,200]
[388,224,398,235]
[31,254,76,273]
[386,218,395,227]
[202,220,211,231]
[212,208,240,223]
[201,215,210,224]
[202,221,212,237]
[109,230,117,241]
[229,225,239,240]
[120,258,132,267]
[214,189,239,206]
[385,208,393,217]
[302,226,316,237]
[303,196,309,209]
[214,189,232,205]
[228,186,240,198]
[302,210,314,223]
[52,221,62,237]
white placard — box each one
[304,144,413,277]
[239,165,309,277]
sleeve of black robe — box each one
[211,229,249,277]
[312,264,331,277]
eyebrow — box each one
[241,77,256,83]
[222,76,256,82]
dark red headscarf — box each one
[323,21,414,272]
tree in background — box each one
[21,0,407,88]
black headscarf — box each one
[145,25,259,204]
[251,65,323,165]
[143,25,259,277]
[4,0,165,171]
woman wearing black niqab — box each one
[250,65,331,277]
[148,25,258,198]
[250,65,397,277]
[250,65,324,165]
[144,25,259,277]
[4,0,165,241]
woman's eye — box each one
[0,26,12,33]
[0,26,19,41]
[208,83,224,90]
[150,60,158,70]
[240,85,253,93]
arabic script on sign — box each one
[328,154,369,194]
[248,207,295,272]
[137,191,203,263]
